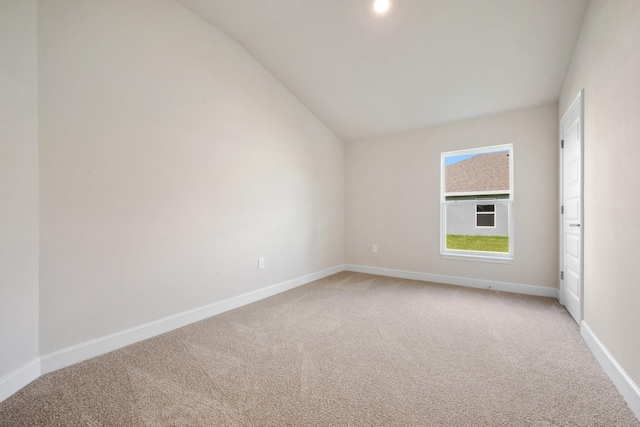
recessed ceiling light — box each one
[373,0,390,14]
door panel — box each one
[566,197,579,219]
[561,91,583,324]
[566,268,579,296]
[566,234,579,258]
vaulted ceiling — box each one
[175,0,589,142]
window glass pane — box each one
[445,204,507,252]
[476,204,495,212]
[444,150,510,195]
[476,213,495,227]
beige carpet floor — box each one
[1,272,638,426]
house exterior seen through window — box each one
[440,144,513,262]
[476,204,496,227]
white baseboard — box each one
[3,264,562,404]
[581,321,640,420]
[0,358,41,403]
[40,265,345,375]
[345,264,559,299]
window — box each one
[476,205,495,228]
[440,144,513,262]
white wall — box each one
[560,0,640,390]
[0,0,40,380]
[38,0,344,355]
[346,104,558,288]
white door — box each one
[561,90,583,324]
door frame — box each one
[559,89,584,322]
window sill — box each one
[441,252,513,264]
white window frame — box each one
[440,144,514,263]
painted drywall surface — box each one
[0,0,40,377]
[38,0,344,354]
[559,0,640,387]
[345,104,558,287]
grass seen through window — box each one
[446,234,508,253]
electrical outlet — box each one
[258,257,265,269]
[372,244,378,253]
